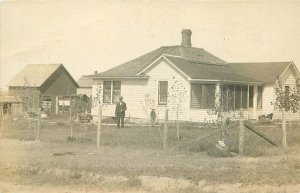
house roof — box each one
[77,75,94,88]
[8,64,79,87]
[90,46,227,78]
[164,55,262,83]
[0,96,22,103]
[229,62,292,83]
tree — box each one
[207,84,235,127]
[168,76,187,140]
[273,79,300,148]
[19,77,41,140]
[92,84,106,148]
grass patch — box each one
[3,118,300,157]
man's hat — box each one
[119,96,123,99]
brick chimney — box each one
[181,29,192,47]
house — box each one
[8,64,79,116]
[88,29,300,122]
[0,96,23,115]
[77,71,98,97]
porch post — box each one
[55,96,59,115]
[215,82,221,107]
[253,86,258,119]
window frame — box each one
[190,84,216,109]
[103,80,122,104]
[158,81,168,105]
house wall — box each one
[9,87,40,97]
[273,65,300,120]
[256,84,275,118]
[91,79,148,120]
[144,59,190,121]
[77,88,92,96]
[91,58,191,122]
[254,65,299,120]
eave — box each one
[92,76,150,80]
[189,79,264,85]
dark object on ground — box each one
[79,113,92,123]
[258,113,273,121]
[67,136,76,141]
[27,111,38,118]
[52,152,76,156]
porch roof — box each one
[229,62,291,83]
[165,55,262,83]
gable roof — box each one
[8,64,79,87]
[77,75,94,88]
[229,62,292,83]
[90,46,227,78]
[164,55,262,83]
[86,40,296,84]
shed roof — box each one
[90,46,227,78]
[0,96,22,103]
[8,64,78,87]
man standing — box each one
[115,96,127,128]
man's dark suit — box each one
[115,101,127,128]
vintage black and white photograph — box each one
[1,1,300,193]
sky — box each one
[1,1,300,91]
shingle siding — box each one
[41,67,77,96]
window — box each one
[191,84,215,109]
[158,81,168,105]
[285,86,290,96]
[192,84,250,110]
[191,84,202,108]
[103,81,112,103]
[58,97,70,112]
[242,86,248,108]
[257,86,263,109]
[220,85,234,111]
[103,81,121,104]
[113,81,121,103]
[222,85,249,110]
[235,86,241,109]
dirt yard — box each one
[1,118,300,192]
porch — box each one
[189,82,264,121]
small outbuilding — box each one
[0,95,23,115]
[7,64,79,116]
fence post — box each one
[239,108,244,155]
[0,115,4,139]
[163,109,169,149]
[97,107,102,149]
[281,108,287,148]
[36,108,41,141]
